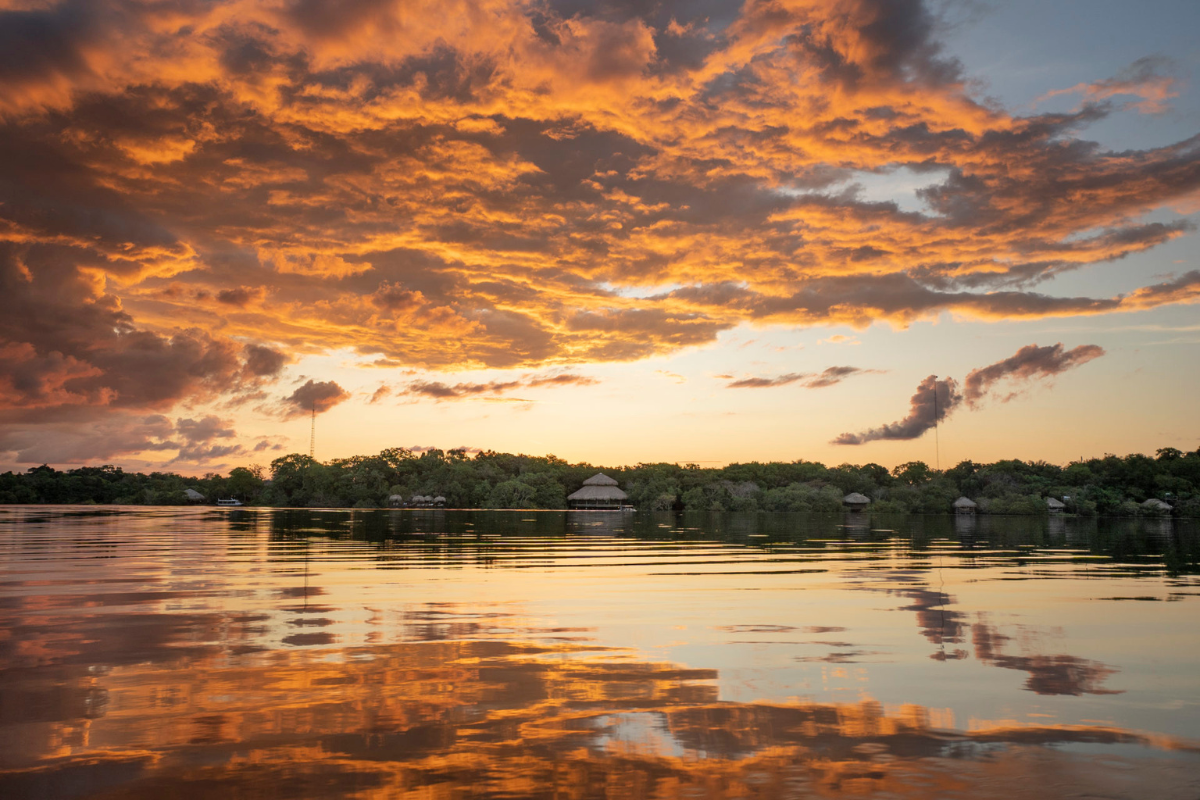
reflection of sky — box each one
[1,508,1199,797]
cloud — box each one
[0,412,178,464]
[964,343,1105,406]
[242,344,289,378]
[833,375,961,444]
[216,286,266,307]
[524,372,599,388]
[728,366,876,389]
[401,371,598,401]
[280,380,350,418]
[807,366,875,388]
[728,373,810,389]
[834,342,1103,444]
[173,415,243,463]
[1038,56,1178,114]
[0,0,1197,467]
[818,334,859,345]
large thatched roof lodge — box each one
[568,473,629,509]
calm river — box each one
[1,507,1198,799]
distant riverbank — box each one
[2,446,1196,517]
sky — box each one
[0,0,1198,474]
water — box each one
[1,506,1198,799]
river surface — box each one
[1,506,1198,799]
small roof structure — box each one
[184,488,205,502]
[388,494,404,507]
[843,492,870,508]
[1046,497,1066,511]
[953,496,977,508]
[433,496,447,505]
[568,473,628,508]
[1142,498,1173,512]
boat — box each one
[216,498,244,507]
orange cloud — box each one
[0,0,1197,461]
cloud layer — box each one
[0,0,1196,463]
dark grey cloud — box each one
[281,380,350,418]
[728,366,875,389]
[833,374,960,444]
[524,372,600,388]
[173,415,243,463]
[242,344,289,379]
[401,370,596,401]
[406,379,523,400]
[964,343,1105,406]
[0,412,178,464]
[728,373,809,389]
[216,286,265,306]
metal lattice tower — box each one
[932,376,941,471]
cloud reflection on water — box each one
[1,633,1196,800]
[0,508,1197,798]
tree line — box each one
[2,446,1198,516]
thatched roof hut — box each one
[184,488,205,503]
[1046,497,1066,513]
[434,496,447,506]
[1142,498,1173,513]
[843,492,870,511]
[568,473,628,509]
[953,496,977,514]
[388,494,404,508]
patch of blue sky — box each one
[774,165,950,214]
[942,0,1200,151]
[596,281,684,299]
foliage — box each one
[2,447,1199,516]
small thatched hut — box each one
[388,494,405,508]
[568,473,628,509]
[1142,498,1173,513]
[184,488,205,503]
[953,496,977,514]
[1046,497,1066,514]
[843,492,870,511]
[433,496,447,507]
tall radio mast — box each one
[309,403,315,459]
[932,376,941,472]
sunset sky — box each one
[1,0,1198,474]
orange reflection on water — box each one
[2,508,1199,798]
[2,633,1198,799]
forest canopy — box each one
[2,447,1198,517]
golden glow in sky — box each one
[0,0,1197,470]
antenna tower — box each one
[309,403,315,459]
[932,376,941,472]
